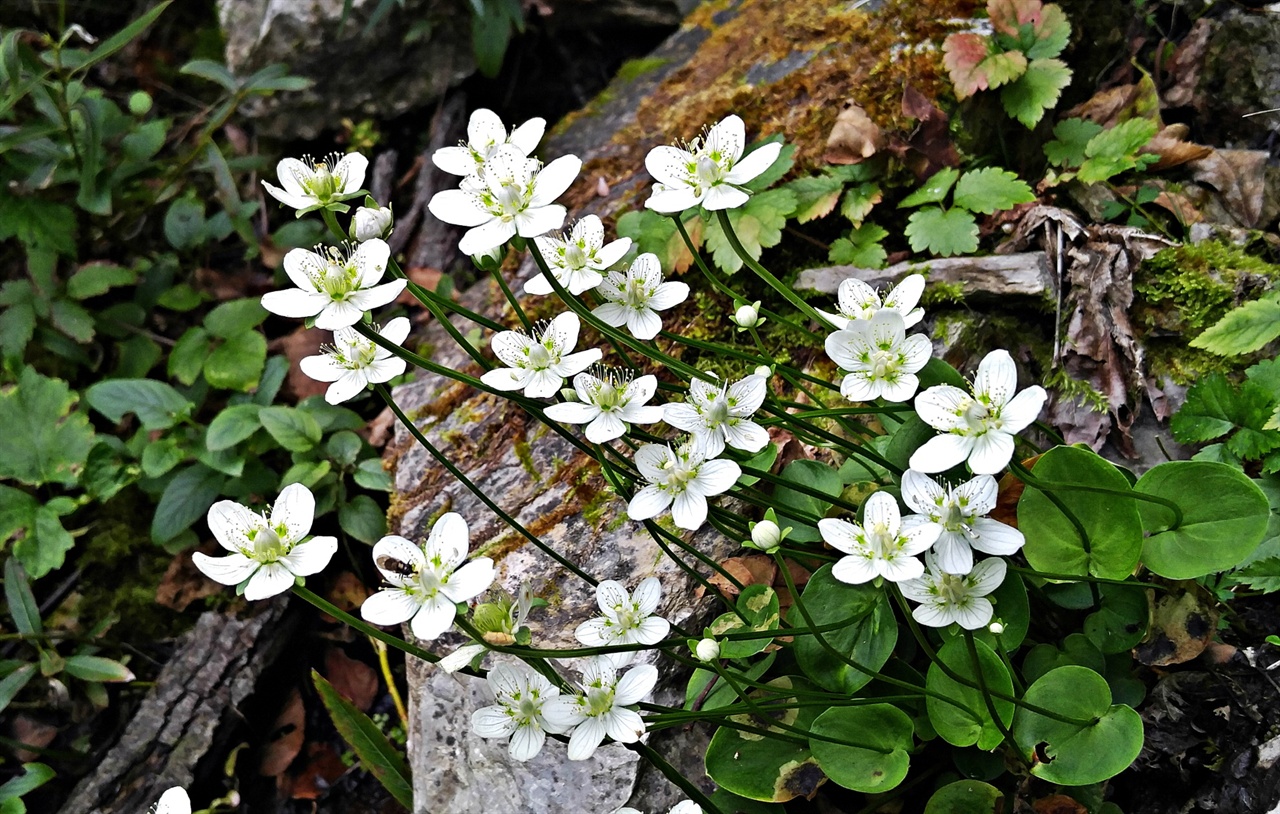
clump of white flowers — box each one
[644,114,783,212]
[481,312,603,399]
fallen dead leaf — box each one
[259,687,306,777]
[281,742,350,800]
[269,327,329,402]
[324,646,379,712]
[326,571,372,614]
[1162,17,1212,108]
[1063,74,1160,128]
[708,555,778,598]
[990,464,1032,528]
[365,406,397,448]
[1142,124,1213,171]
[11,715,57,762]
[892,84,960,180]
[1189,149,1268,228]
[823,101,883,165]
[1135,583,1219,667]
[1033,794,1088,814]
[156,541,227,612]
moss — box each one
[1133,241,1280,335]
[616,56,671,84]
[921,280,966,307]
[513,438,541,481]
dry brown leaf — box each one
[1063,75,1160,128]
[1189,149,1268,228]
[1142,124,1213,171]
[823,102,883,165]
[1134,583,1219,667]
[11,715,57,762]
[323,646,379,712]
[269,327,329,402]
[326,571,372,614]
[891,85,960,180]
[281,743,350,800]
[708,555,778,598]
[990,464,1032,528]
[156,542,226,612]
[259,687,306,777]
[365,406,397,448]
[1033,794,1088,814]
[1162,17,1212,108]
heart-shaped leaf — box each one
[809,704,913,793]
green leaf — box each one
[0,367,96,487]
[1135,461,1270,578]
[168,327,211,385]
[163,197,206,250]
[1044,118,1104,167]
[772,459,843,542]
[66,263,135,300]
[1013,666,1143,785]
[207,404,263,451]
[904,207,979,257]
[839,182,881,225]
[120,118,167,162]
[203,330,267,391]
[704,677,824,802]
[1171,374,1280,458]
[63,655,135,682]
[313,670,413,809]
[340,494,387,544]
[809,704,912,793]
[0,665,36,717]
[157,283,204,312]
[281,460,332,489]
[0,760,53,803]
[327,431,364,467]
[705,584,781,659]
[77,1,171,73]
[151,464,226,544]
[4,558,41,635]
[899,167,960,208]
[1077,119,1159,184]
[1018,445,1144,579]
[141,437,186,478]
[0,189,77,257]
[792,565,896,693]
[828,222,889,268]
[81,443,133,501]
[50,299,95,343]
[354,458,394,491]
[926,637,1014,750]
[180,58,238,91]
[205,299,269,338]
[1000,58,1072,128]
[786,175,845,223]
[924,780,1003,814]
[0,303,36,359]
[953,167,1036,215]
[259,406,323,452]
[1189,296,1280,356]
[15,504,76,578]
[471,0,516,78]
[1234,556,1280,592]
[704,189,797,274]
[1084,583,1149,654]
[85,378,192,431]
[1021,632,1105,685]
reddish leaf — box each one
[943,33,992,99]
[324,646,379,713]
[707,555,778,598]
[282,743,350,800]
[259,688,306,777]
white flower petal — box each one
[566,716,607,761]
[670,490,708,530]
[261,288,330,319]
[472,705,518,738]
[459,218,518,256]
[614,664,658,705]
[909,433,973,474]
[361,588,422,626]
[968,431,1015,475]
[244,561,295,600]
[628,485,671,521]
[409,594,458,640]
[603,707,647,744]
[442,558,495,603]
[632,576,662,616]
[272,483,316,541]
[1000,386,1047,434]
[725,141,782,185]
[969,518,1025,556]
[974,350,1018,407]
[280,536,337,576]
[584,412,626,443]
[530,155,582,207]
[426,512,469,569]
[192,552,258,586]
[832,555,878,585]
[428,188,492,227]
[509,724,546,761]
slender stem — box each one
[491,265,532,331]
[715,209,831,329]
[1011,459,1184,529]
[961,630,1028,768]
[372,637,409,727]
[387,256,491,369]
[293,585,440,664]
[629,742,724,814]
[321,207,346,242]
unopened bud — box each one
[753,365,772,378]
[750,519,782,551]
[695,637,720,662]
[472,244,505,272]
[352,204,393,242]
[988,621,1005,635]
[731,301,763,331]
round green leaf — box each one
[792,565,896,694]
[704,677,826,802]
[1135,461,1270,579]
[340,494,387,544]
[1018,446,1143,579]
[809,704,913,793]
[204,330,267,392]
[925,637,1014,750]
[924,780,1003,814]
[1084,583,1149,654]
[707,584,781,659]
[1013,665,1143,785]
[1021,633,1105,685]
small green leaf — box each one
[77,1,171,72]
[0,760,53,803]
[163,197,206,250]
[151,464,226,544]
[141,437,187,478]
[828,222,888,268]
[1000,57,1071,128]
[168,327,211,385]
[904,207,979,257]
[704,189,797,274]
[924,780,1003,814]
[839,182,881,225]
[1013,666,1143,785]
[4,558,41,635]
[207,404,263,451]
[792,566,896,693]
[1044,118,1104,168]
[809,704,912,793]
[66,263,135,300]
[313,670,413,809]
[180,58,238,90]
[1084,583,1149,654]
[1190,296,1280,356]
[786,175,845,223]
[327,431,364,466]
[203,330,267,392]
[953,167,1036,215]
[281,460,332,489]
[1077,119,1159,183]
[705,584,780,659]
[85,378,192,431]
[354,458,394,491]
[63,655,135,682]
[899,168,960,208]
[926,637,1014,750]
[0,664,36,717]
[0,367,96,487]
[259,406,323,452]
[205,299,269,338]
[340,494,387,544]
[772,459,843,542]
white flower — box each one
[817,274,926,330]
[910,349,1047,476]
[731,301,763,330]
[438,642,487,674]
[360,513,495,641]
[263,152,368,212]
[428,145,581,256]
[541,657,658,761]
[627,442,741,531]
[353,204,393,242]
[525,215,632,296]
[644,115,783,213]
[899,552,1007,630]
[299,317,410,404]
[260,240,405,330]
[432,108,546,177]
[479,312,602,399]
[695,637,721,662]
[663,373,769,458]
[193,483,338,601]
[818,491,939,585]
[824,310,932,403]
[543,370,664,443]
[988,620,1005,635]
[592,253,689,340]
[900,469,1025,574]
[575,577,671,665]
[471,663,564,761]
[153,787,191,814]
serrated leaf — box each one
[953,167,1036,214]
[900,168,960,208]
[1001,58,1071,128]
[1044,117,1104,168]
[786,175,845,223]
[1190,297,1280,356]
[1077,118,1159,183]
[66,263,135,300]
[0,367,95,487]
[0,303,36,359]
[703,188,796,273]
[1246,357,1280,397]
[904,207,979,257]
[839,182,881,225]
[0,189,77,257]
[615,209,701,274]
[990,0,1071,60]
[1235,556,1280,592]
[313,670,413,808]
[14,505,75,578]
[942,33,994,100]
[1171,374,1280,461]
[829,222,889,268]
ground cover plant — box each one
[3,0,1280,812]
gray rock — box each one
[795,253,1053,299]
[1197,9,1280,146]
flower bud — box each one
[128,91,152,116]
[695,637,720,662]
[750,519,783,551]
[753,365,772,378]
[472,244,505,272]
[988,621,1005,635]
[353,204,393,242]
[731,301,763,331]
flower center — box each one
[663,460,699,493]
[622,278,652,309]
[694,154,723,190]
[526,343,554,370]
[418,568,445,598]
[869,349,898,380]
[612,604,641,633]
[704,394,731,427]
[960,399,991,434]
[940,500,969,531]
[594,380,623,412]
[516,696,541,723]
[249,526,287,562]
[302,161,339,201]
[937,573,970,606]
[564,242,588,269]
[495,181,525,215]
[585,685,615,717]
